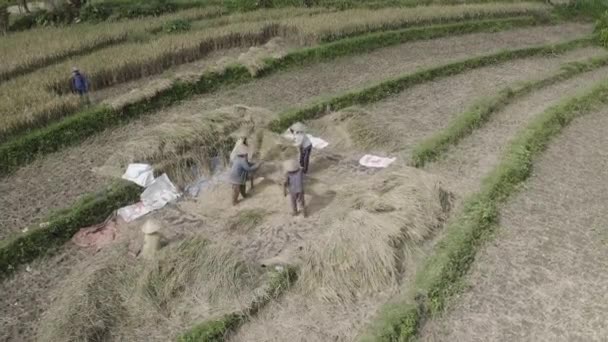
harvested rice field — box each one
[420,107,608,342]
[2,1,608,342]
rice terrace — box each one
[1,0,608,340]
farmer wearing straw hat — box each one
[229,144,261,205]
[230,130,255,190]
[283,159,307,217]
[289,122,312,174]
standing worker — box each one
[229,144,260,206]
[230,132,255,190]
[283,159,307,217]
[70,67,90,103]
[289,122,312,174]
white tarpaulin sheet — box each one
[307,134,329,149]
[359,154,396,168]
[117,171,181,222]
[122,163,155,187]
[117,202,152,222]
[141,173,180,210]
[282,130,329,149]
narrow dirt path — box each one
[420,106,608,342]
[0,24,594,238]
[424,66,608,198]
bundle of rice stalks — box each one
[237,37,291,76]
[342,107,396,150]
[37,237,263,341]
[298,169,452,303]
[308,107,397,153]
[100,105,271,187]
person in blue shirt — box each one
[229,144,261,205]
[70,67,90,98]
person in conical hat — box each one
[283,159,307,217]
[290,122,306,133]
[228,143,261,206]
[230,131,249,163]
[288,122,313,174]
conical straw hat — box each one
[290,122,306,132]
[234,143,249,156]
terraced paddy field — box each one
[1,1,607,341]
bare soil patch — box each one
[420,107,608,342]
[424,66,608,198]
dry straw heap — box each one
[297,169,452,303]
[98,105,270,187]
[36,237,263,342]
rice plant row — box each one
[0,7,225,80]
[0,2,549,138]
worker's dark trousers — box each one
[231,184,247,205]
[300,145,312,173]
[290,191,306,215]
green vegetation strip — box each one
[361,72,608,342]
[178,266,297,342]
[410,54,608,167]
[0,180,141,280]
[268,37,592,132]
[0,16,545,175]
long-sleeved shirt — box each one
[293,132,312,148]
[284,169,304,194]
[228,156,258,185]
[71,72,89,93]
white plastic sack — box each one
[117,202,152,222]
[359,154,396,168]
[122,163,155,187]
[281,130,329,149]
[307,134,329,149]
[141,173,180,210]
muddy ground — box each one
[420,106,608,342]
[0,23,594,239]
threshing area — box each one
[1,1,607,341]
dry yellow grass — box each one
[190,6,327,30]
[281,2,549,44]
[0,22,277,135]
[0,7,224,78]
[36,237,263,341]
[297,169,450,303]
[0,2,550,135]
